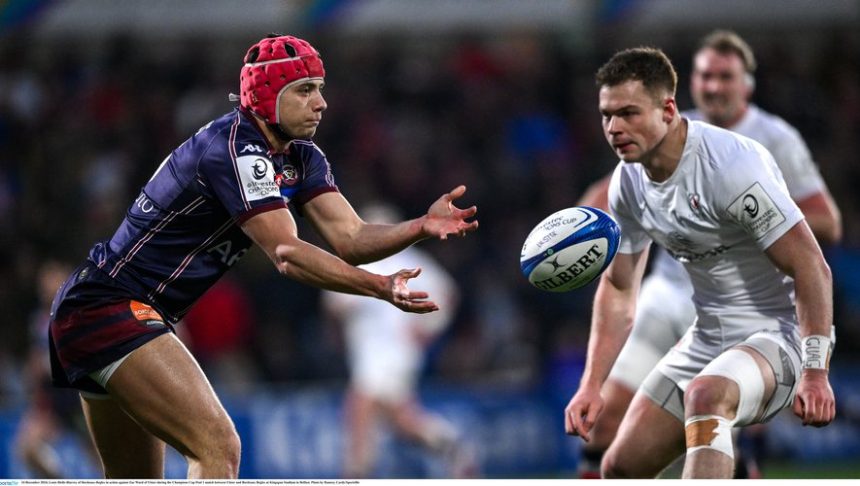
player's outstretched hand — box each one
[423,185,479,240]
[792,369,836,427]
[564,385,604,442]
[384,267,439,314]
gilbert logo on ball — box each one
[520,207,620,292]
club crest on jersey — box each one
[276,165,299,187]
[688,193,701,211]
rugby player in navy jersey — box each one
[47,34,478,479]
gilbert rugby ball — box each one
[520,206,621,292]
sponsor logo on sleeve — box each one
[236,155,279,201]
[727,182,786,239]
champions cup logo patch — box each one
[236,155,279,201]
[728,182,786,239]
[130,301,165,327]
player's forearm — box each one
[794,256,834,341]
[580,277,636,389]
[274,239,387,298]
[339,218,427,265]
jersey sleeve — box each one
[199,142,286,224]
[608,163,652,254]
[766,126,825,201]
[719,143,804,250]
[288,142,339,206]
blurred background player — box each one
[14,261,96,478]
[321,203,476,479]
[575,30,843,479]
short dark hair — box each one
[698,30,756,74]
[595,47,678,102]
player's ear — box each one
[743,73,755,99]
[662,96,677,124]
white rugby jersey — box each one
[650,106,825,286]
[609,120,804,315]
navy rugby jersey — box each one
[88,108,338,323]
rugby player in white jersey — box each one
[575,31,842,478]
[564,46,835,479]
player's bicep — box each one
[301,192,363,255]
[763,221,823,278]
[240,208,300,265]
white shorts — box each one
[346,317,422,404]
[642,311,801,423]
[608,273,696,390]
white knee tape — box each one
[685,414,734,459]
[698,348,764,425]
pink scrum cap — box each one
[238,34,325,125]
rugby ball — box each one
[520,206,620,292]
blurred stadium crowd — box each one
[1,3,860,476]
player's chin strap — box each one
[229,93,298,146]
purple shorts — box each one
[49,264,173,394]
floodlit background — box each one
[1,0,859,479]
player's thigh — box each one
[608,276,695,390]
[81,395,165,478]
[104,333,237,458]
[604,390,686,478]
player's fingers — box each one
[447,185,467,201]
[408,291,429,300]
[792,395,804,419]
[398,267,422,281]
[802,396,815,425]
[584,405,601,435]
[460,219,479,231]
[803,394,821,426]
[402,300,438,313]
[569,408,589,442]
[811,395,836,427]
[456,205,478,219]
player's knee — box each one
[684,377,736,418]
[215,424,242,474]
[588,413,623,451]
[191,420,241,476]
[601,448,636,479]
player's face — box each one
[277,79,327,139]
[691,48,751,127]
[599,80,671,163]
